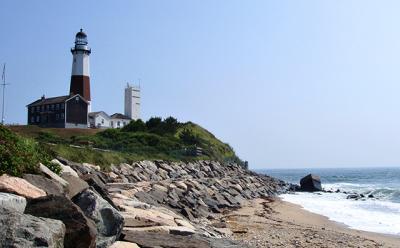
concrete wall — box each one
[124,84,140,120]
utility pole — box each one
[1,63,9,125]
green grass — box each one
[175,122,239,163]
[8,118,243,169]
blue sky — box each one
[1,1,400,169]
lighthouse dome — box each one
[75,29,88,45]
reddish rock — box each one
[0,174,46,198]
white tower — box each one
[124,83,140,120]
[70,29,91,110]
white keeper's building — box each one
[88,83,141,128]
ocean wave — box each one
[323,183,400,202]
[281,192,400,235]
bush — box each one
[179,128,200,145]
[122,119,147,132]
[46,160,62,175]
[0,125,52,176]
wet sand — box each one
[221,197,400,248]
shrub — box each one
[179,128,200,145]
[0,125,52,176]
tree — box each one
[163,116,180,134]
[146,117,162,132]
[122,119,146,132]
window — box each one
[56,104,59,110]
[111,121,114,127]
[51,104,54,110]
[61,103,64,109]
[56,114,59,120]
[101,118,104,124]
[41,105,44,111]
[75,96,79,101]
[117,121,120,127]
[31,107,34,113]
[46,105,49,110]
[36,116,40,122]
[61,113,64,119]
[31,116,34,123]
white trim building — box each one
[88,111,111,128]
[88,112,131,129]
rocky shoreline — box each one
[0,159,291,248]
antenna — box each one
[1,63,10,125]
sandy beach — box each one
[222,197,400,248]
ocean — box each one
[259,167,400,236]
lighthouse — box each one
[70,29,91,110]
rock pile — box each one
[0,159,289,247]
[106,161,287,221]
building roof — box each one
[66,94,89,104]
[110,113,131,120]
[27,95,69,107]
[88,111,110,119]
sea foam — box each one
[281,192,400,235]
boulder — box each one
[62,173,89,198]
[0,193,26,213]
[0,207,65,247]
[51,159,78,177]
[73,189,124,248]
[0,174,46,198]
[122,231,245,248]
[122,206,177,227]
[39,163,69,188]
[109,241,140,248]
[123,225,196,236]
[25,195,97,248]
[300,174,322,192]
[175,181,188,191]
[175,218,196,230]
[134,191,160,206]
[23,174,65,196]
[83,162,101,171]
[346,194,364,200]
[60,164,80,178]
[81,174,118,209]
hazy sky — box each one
[1,1,400,169]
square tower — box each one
[124,83,140,120]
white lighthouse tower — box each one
[124,83,141,120]
[70,29,91,110]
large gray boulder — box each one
[73,189,124,248]
[300,174,322,192]
[25,195,97,248]
[0,207,65,247]
[0,193,26,213]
